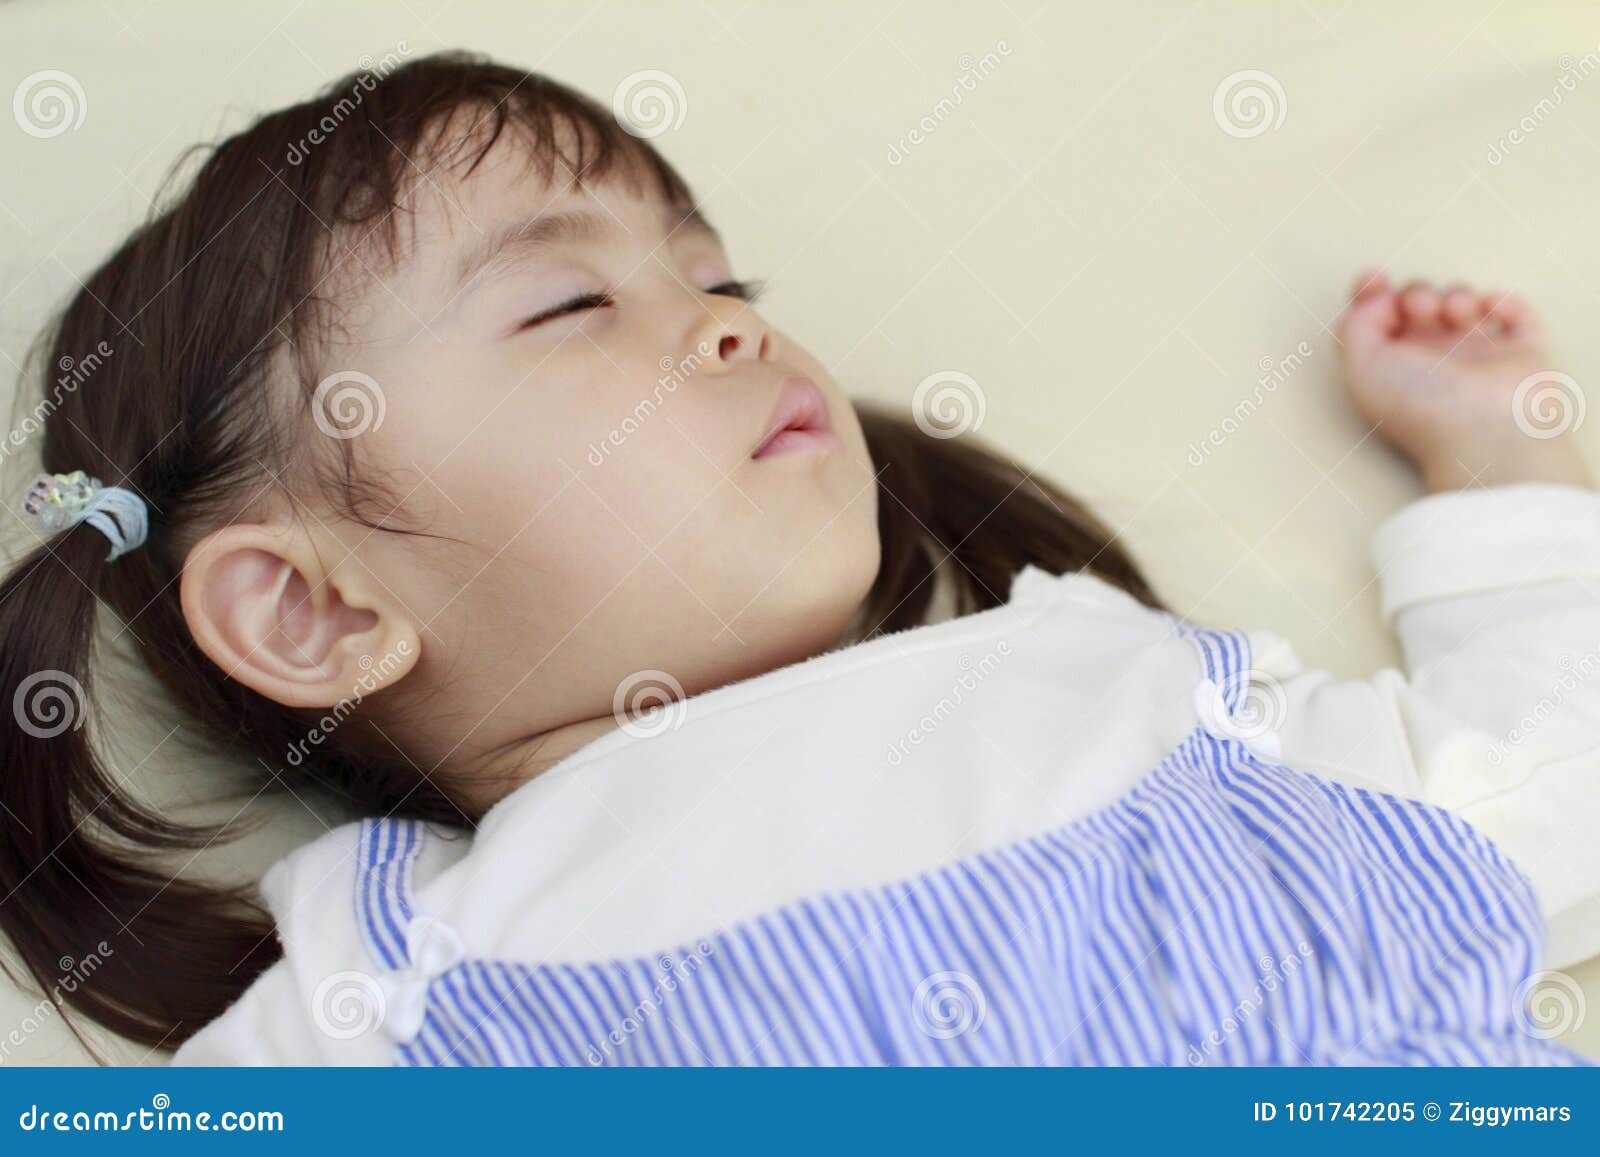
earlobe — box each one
[178,522,421,709]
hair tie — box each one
[20,470,149,561]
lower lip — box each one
[751,427,842,459]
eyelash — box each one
[517,278,767,331]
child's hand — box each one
[1335,270,1593,493]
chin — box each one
[744,513,881,664]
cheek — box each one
[379,350,680,521]
[569,387,752,539]
[390,409,578,538]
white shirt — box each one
[172,482,1600,1065]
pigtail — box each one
[0,524,278,1055]
[0,50,688,1055]
[856,405,1164,635]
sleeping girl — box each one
[3,51,1597,1066]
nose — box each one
[691,293,774,370]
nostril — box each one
[718,334,741,360]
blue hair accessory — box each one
[20,470,149,561]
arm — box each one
[1261,482,1600,967]
[1261,271,1599,967]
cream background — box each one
[1,0,1596,1063]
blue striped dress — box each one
[351,626,1589,1066]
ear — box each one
[178,522,421,709]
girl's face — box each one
[314,132,880,784]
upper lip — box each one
[751,376,832,457]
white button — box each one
[376,914,466,1044]
[1193,677,1282,761]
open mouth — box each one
[751,377,842,459]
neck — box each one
[454,605,878,817]
[455,713,620,818]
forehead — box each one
[365,126,719,317]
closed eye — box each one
[515,278,766,332]
[517,290,614,331]
[706,278,766,304]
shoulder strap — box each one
[1165,617,1253,717]
[354,817,426,970]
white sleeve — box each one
[1252,483,1600,971]
[168,821,390,1066]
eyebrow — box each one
[447,203,723,298]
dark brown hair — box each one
[0,51,1162,1058]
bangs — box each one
[303,54,696,267]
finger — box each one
[1350,267,1389,301]
[1485,291,1528,333]
[1441,285,1478,328]
[1399,281,1442,328]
